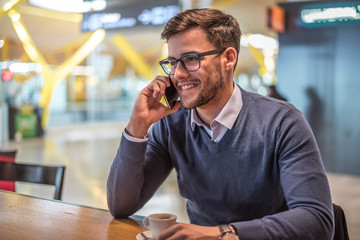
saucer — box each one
[136,230,153,240]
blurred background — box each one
[1,0,359,239]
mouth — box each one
[177,80,200,91]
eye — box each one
[183,55,198,63]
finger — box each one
[157,224,179,240]
[157,75,171,86]
[161,224,190,240]
[152,78,168,99]
[158,76,172,96]
[151,82,163,99]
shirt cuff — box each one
[123,130,148,143]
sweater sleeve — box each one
[231,109,334,240]
[107,131,173,218]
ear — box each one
[224,47,237,71]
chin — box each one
[179,100,195,109]
[180,102,192,110]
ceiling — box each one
[0,0,299,72]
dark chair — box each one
[0,149,17,191]
[333,203,350,240]
[0,161,66,200]
[0,150,17,162]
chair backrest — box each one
[0,161,66,200]
[333,203,350,240]
[0,150,17,191]
[0,150,17,161]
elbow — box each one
[107,185,138,219]
[107,194,135,219]
[326,204,335,240]
[108,206,129,219]
[107,193,129,219]
[315,204,335,240]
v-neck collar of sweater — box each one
[190,86,249,148]
[190,85,243,142]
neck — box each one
[196,82,234,127]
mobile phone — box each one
[164,77,179,109]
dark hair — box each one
[161,8,242,67]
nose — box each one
[173,61,189,80]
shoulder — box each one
[238,87,308,136]
[240,87,301,118]
[241,87,293,109]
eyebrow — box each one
[168,51,200,59]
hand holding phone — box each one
[164,77,179,109]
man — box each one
[107,8,334,240]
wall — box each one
[276,1,360,175]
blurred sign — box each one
[300,2,360,27]
[1,70,13,82]
[82,0,180,31]
[267,5,285,33]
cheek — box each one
[203,63,222,80]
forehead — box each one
[167,27,215,57]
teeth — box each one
[180,84,195,90]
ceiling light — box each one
[9,10,21,21]
[3,0,20,12]
[301,6,358,24]
[241,34,279,50]
[29,0,106,13]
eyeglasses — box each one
[159,48,225,75]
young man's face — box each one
[167,27,226,109]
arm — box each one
[125,76,180,138]
[158,108,334,240]
[107,76,180,218]
[230,109,334,239]
[107,133,174,218]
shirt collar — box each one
[191,84,243,131]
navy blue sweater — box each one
[107,87,334,239]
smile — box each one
[180,84,196,90]
[177,80,200,91]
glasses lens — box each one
[181,54,200,71]
[160,58,176,75]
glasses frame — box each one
[159,48,226,75]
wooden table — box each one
[0,190,146,240]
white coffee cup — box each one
[143,213,177,239]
